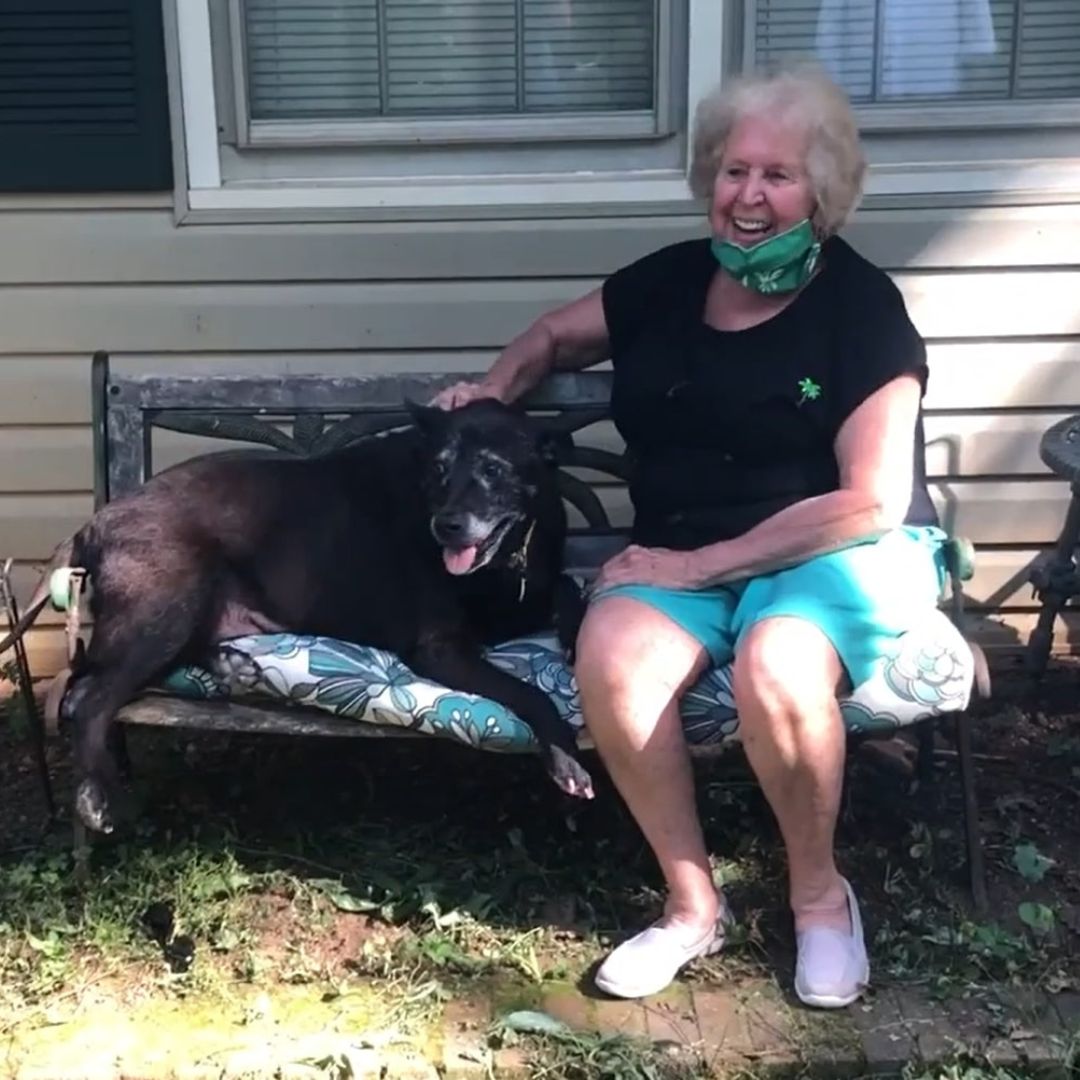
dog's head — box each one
[406,398,559,576]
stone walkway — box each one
[6,978,1076,1078]
[485,980,1078,1078]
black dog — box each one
[2,399,592,833]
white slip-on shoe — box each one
[594,901,732,1000]
[794,877,870,1009]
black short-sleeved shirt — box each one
[601,235,938,550]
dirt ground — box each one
[0,654,1076,1069]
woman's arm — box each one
[434,288,610,408]
[594,374,923,591]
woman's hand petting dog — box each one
[592,545,700,593]
[430,381,502,410]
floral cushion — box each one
[159,608,974,753]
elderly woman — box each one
[434,68,944,1009]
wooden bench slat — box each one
[117,693,430,740]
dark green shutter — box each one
[0,0,172,192]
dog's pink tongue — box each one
[443,545,478,575]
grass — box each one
[0,728,661,1040]
[0,835,269,1013]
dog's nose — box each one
[432,511,470,545]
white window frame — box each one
[171,0,1080,223]
[230,0,680,148]
[174,0,721,218]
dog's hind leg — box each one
[63,669,141,834]
[407,635,594,800]
[65,582,215,833]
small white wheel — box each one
[49,568,75,612]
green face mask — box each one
[710,218,821,295]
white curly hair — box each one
[689,66,867,237]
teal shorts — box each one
[592,525,947,690]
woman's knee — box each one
[733,616,843,719]
[575,597,706,708]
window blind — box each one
[244,0,657,120]
[1016,0,1080,98]
[753,0,1080,103]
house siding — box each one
[2,201,1078,671]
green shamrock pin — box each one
[797,377,822,406]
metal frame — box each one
[1026,413,1080,678]
[0,559,55,822]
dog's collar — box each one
[506,519,536,602]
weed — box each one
[491,1013,705,1080]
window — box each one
[238,0,662,142]
[0,0,171,193]
[173,0,1079,219]
[173,0,717,214]
[224,0,684,147]
[749,0,1080,109]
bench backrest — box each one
[90,351,628,570]
[92,350,973,632]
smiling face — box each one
[710,114,817,249]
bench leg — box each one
[954,710,988,914]
[916,723,935,791]
[1027,596,1067,680]
[1027,486,1080,677]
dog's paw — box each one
[547,746,594,800]
[75,777,115,834]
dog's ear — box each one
[404,398,447,439]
